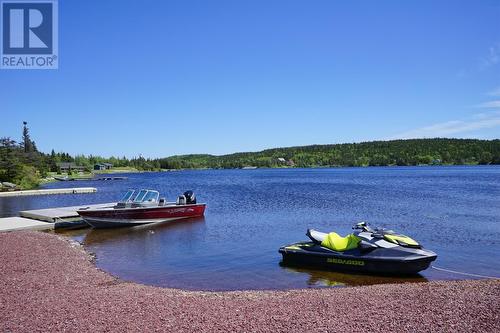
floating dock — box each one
[0,217,55,232]
[19,203,116,222]
[54,177,127,181]
[0,187,97,197]
[0,202,115,232]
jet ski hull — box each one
[279,242,437,275]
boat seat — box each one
[307,229,360,251]
[176,195,186,205]
[306,229,328,244]
[322,232,360,251]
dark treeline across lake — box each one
[1,166,499,290]
[2,138,499,192]
[159,138,500,169]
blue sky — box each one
[1,0,500,157]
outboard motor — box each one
[183,190,196,204]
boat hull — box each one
[77,204,206,228]
[279,242,437,275]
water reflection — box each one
[82,217,206,245]
[280,264,428,287]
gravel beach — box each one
[1,231,498,332]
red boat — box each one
[77,189,206,228]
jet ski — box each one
[279,222,437,275]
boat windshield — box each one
[142,191,159,202]
[133,190,148,202]
[119,190,135,203]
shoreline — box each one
[80,164,500,173]
[19,164,496,191]
[0,231,498,332]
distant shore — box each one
[2,138,498,191]
[8,163,492,192]
[1,231,498,332]
[104,163,500,173]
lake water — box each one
[1,166,499,290]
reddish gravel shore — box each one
[1,232,499,332]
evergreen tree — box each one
[22,121,35,153]
[0,137,21,182]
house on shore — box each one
[94,163,113,171]
[277,157,294,166]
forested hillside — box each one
[1,122,499,190]
[158,139,500,169]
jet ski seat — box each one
[306,229,327,244]
[307,229,360,252]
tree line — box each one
[0,123,162,189]
[157,138,500,169]
[1,122,499,189]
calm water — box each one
[1,166,499,290]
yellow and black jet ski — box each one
[279,222,437,275]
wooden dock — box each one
[20,203,116,222]
[0,187,97,197]
[95,177,128,181]
[0,217,55,232]
[0,202,115,232]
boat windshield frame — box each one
[133,189,148,202]
[142,190,159,203]
[119,190,135,203]
[133,189,159,203]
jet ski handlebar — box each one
[353,222,399,240]
[352,221,373,232]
